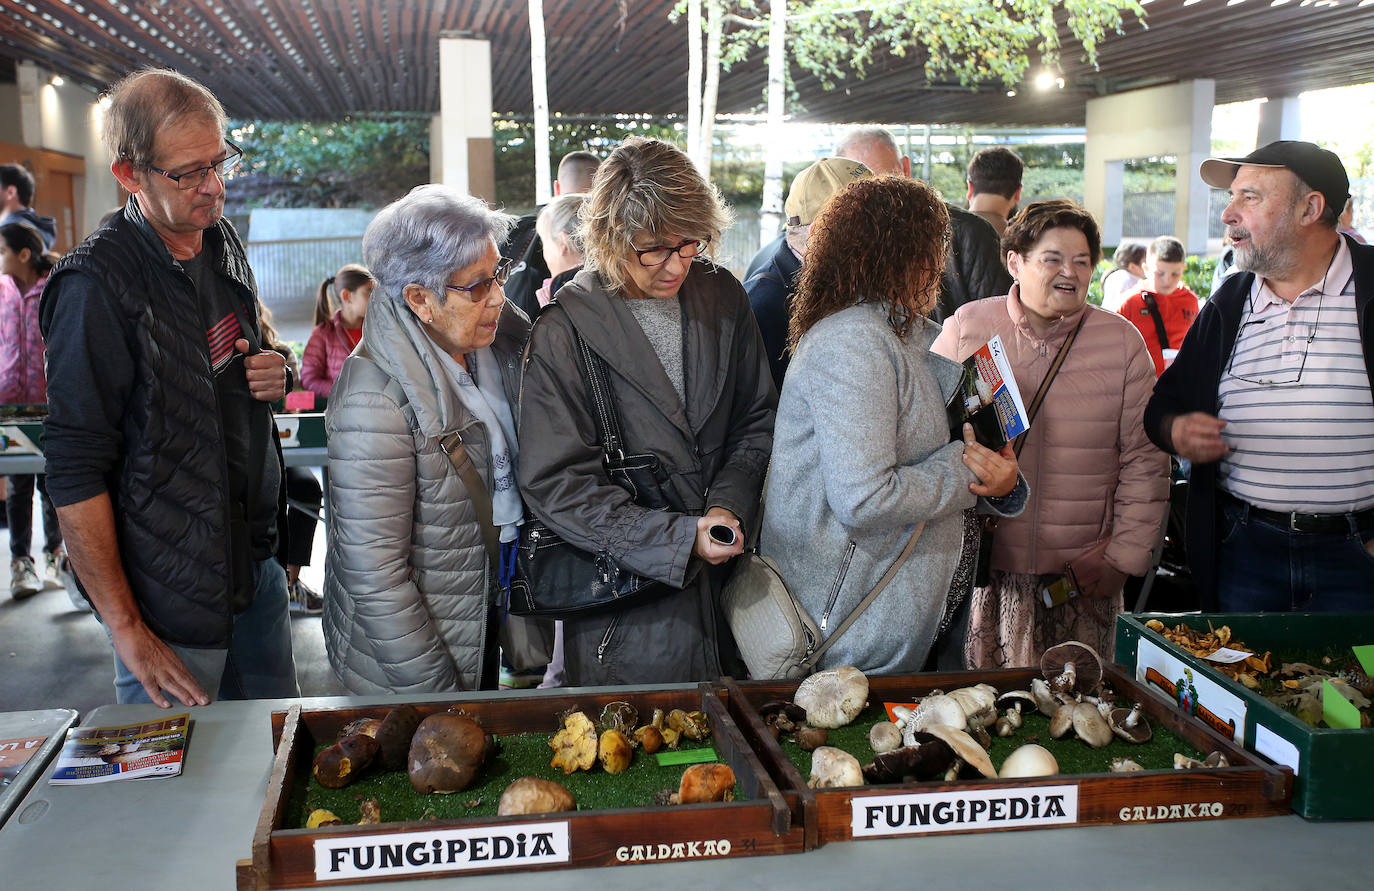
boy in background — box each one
[1117,236,1199,376]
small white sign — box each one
[314,821,570,880]
[1253,723,1301,776]
[276,416,300,448]
[851,785,1079,837]
[1203,646,1254,664]
[1136,636,1247,743]
[0,425,40,455]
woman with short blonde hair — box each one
[518,137,774,686]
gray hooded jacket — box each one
[322,293,529,693]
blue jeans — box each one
[107,558,300,704]
[1215,496,1374,612]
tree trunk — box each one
[687,0,703,172]
[698,0,723,177]
[759,0,786,247]
[529,0,552,205]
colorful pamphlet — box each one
[48,713,191,785]
[946,335,1030,450]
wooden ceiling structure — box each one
[1,1,1373,125]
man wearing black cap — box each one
[1145,141,1374,611]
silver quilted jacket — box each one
[322,293,528,693]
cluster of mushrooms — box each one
[767,643,1219,788]
[308,704,501,826]
[305,699,737,826]
[547,701,735,805]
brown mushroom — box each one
[1041,641,1104,696]
[599,701,638,735]
[1109,703,1153,744]
[598,728,633,774]
[341,717,382,739]
[861,734,956,783]
[306,809,342,828]
[408,713,493,794]
[1048,704,1076,739]
[794,725,829,751]
[497,777,577,816]
[375,705,423,771]
[677,763,736,803]
[1071,701,1114,748]
[633,724,665,754]
[666,709,711,742]
[358,798,382,825]
[549,711,598,774]
[313,734,380,788]
[923,724,998,779]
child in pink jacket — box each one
[301,263,374,399]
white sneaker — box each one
[9,557,41,600]
[46,549,90,611]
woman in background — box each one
[534,192,587,310]
[0,222,76,604]
[301,263,374,399]
[1099,241,1146,313]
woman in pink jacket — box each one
[932,200,1168,667]
[301,263,374,399]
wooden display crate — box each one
[236,686,803,889]
[1117,611,1374,819]
[723,664,1292,845]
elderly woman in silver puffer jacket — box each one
[322,184,529,693]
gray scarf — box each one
[436,347,523,543]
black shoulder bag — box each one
[507,328,684,617]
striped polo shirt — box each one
[1217,238,1374,513]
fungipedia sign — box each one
[314,821,570,879]
[852,785,1079,837]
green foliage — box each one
[227,117,431,211]
[709,0,1144,100]
[493,117,686,212]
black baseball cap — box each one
[1200,140,1350,214]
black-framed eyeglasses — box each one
[443,257,514,304]
[146,140,244,190]
[632,237,710,267]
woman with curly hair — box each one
[760,176,1024,675]
[518,137,776,685]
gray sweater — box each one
[760,303,1024,674]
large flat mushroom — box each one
[1041,641,1104,696]
[923,724,997,779]
[1109,703,1153,744]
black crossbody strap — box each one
[1012,311,1088,459]
[573,331,626,461]
[1141,292,1170,351]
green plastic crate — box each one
[1116,612,1374,819]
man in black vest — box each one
[41,69,299,707]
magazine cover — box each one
[947,335,1030,450]
[0,735,49,786]
[48,713,191,785]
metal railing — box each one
[247,237,366,307]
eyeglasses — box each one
[443,257,514,304]
[1226,317,1317,387]
[145,140,244,191]
[632,237,710,267]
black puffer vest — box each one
[45,199,270,648]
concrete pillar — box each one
[1256,96,1301,146]
[436,36,495,203]
[16,61,43,146]
[1085,79,1215,255]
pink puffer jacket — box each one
[0,274,48,404]
[931,290,1168,577]
[301,310,357,399]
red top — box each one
[345,326,362,349]
[1117,285,1200,375]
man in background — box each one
[965,146,1024,238]
[833,126,1011,321]
[0,163,58,250]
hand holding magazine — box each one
[946,335,1030,450]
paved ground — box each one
[0,467,348,717]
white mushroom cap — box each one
[795,666,869,729]
[807,746,865,788]
[909,694,967,734]
[999,744,1059,778]
[922,724,998,779]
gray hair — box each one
[362,184,516,306]
[538,193,586,256]
[103,69,226,169]
[834,126,900,161]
